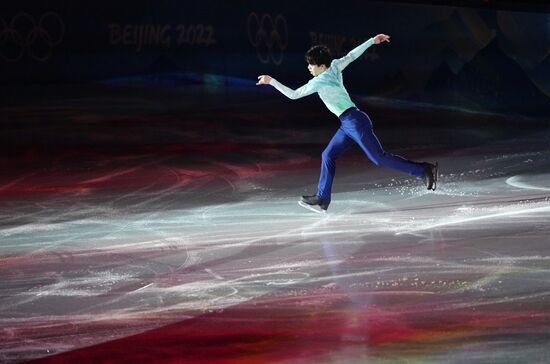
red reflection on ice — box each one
[0,143,315,197]
[31,287,550,363]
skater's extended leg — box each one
[342,110,424,177]
[359,130,424,177]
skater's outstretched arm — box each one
[333,34,390,71]
[257,75,318,100]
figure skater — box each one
[257,34,438,212]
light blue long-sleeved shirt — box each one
[269,38,375,117]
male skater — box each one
[257,34,438,212]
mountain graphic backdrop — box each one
[387,7,550,117]
[424,38,549,116]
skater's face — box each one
[308,63,327,77]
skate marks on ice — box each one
[392,171,550,236]
[394,198,550,235]
[0,198,347,361]
[506,175,550,192]
[3,149,550,361]
[348,147,550,236]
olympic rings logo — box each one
[247,13,288,65]
[0,12,64,62]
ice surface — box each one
[1,87,549,362]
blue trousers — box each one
[317,107,424,200]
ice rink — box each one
[1,84,550,363]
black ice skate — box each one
[299,195,330,214]
[422,162,439,191]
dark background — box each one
[1,0,549,115]
[0,0,549,163]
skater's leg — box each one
[317,127,354,200]
[342,110,424,177]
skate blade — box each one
[298,201,327,214]
[427,162,439,191]
[432,162,439,191]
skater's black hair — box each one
[305,45,332,67]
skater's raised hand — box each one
[374,34,391,44]
[256,75,272,85]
